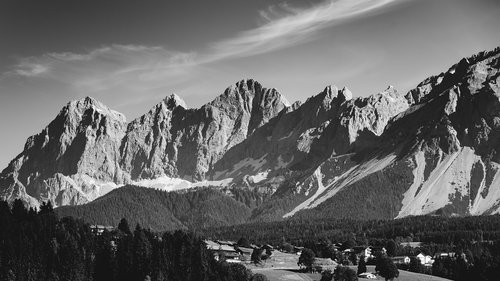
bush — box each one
[334,266,358,281]
[298,248,316,271]
[376,257,399,281]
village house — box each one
[236,246,254,261]
[416,253,434,266]
[353,246,372,259]
[204,240,241,262]
[294,246,304,255]
[217,240,237,246]
[434,252,456,259]
[218,244,241,262]
[400,241,423,248]
[391,256,411,265]
[90,225,114,235]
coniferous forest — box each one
[3,197,500,280]
[0,199,256,281]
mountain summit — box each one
[2,47,500,225]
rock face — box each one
[120,79,290,181]
[283,46,500,219]
[0,97,126,207]
[2,47,500,221]
[0,79,289,206]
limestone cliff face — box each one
[0,79,290,206]
[120,79,290,181]
[212,84,409,184]
[282,47,500,219]
[0,97,126,206]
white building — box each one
[416,253,434,266]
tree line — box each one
[0,199,264,281]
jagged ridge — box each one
[1,47,500,225]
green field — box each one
[252,268,320,281]
[250,262,453,281]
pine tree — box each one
[357,256,367,274]
[118,218,132,235]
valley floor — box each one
[252,268,319,281]
[248,261,453,281]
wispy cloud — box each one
[13,62,49,77]
[206,0,397,59]
[12,45,196,80]
[8,45,198,99]
[5,0,397,105]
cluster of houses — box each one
[90,225,115,235]
[203,239,460,272]
[204,240,258,263]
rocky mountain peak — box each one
[340,86,353,101]
[66,96,126,123]
[315,85,353,111]
[162,93,187,110]
[405,47,500,105]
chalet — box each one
[218,244,240,262]
[434,252,456,259]
[217,240,237,246]
[294,246,304,255]
[236,247,254,261]
[90,225,114,235]
[204,240,241,262]
[416,253,434,266]
[353,246,371,258]
[391,256,411,264]
[400,242,423,248]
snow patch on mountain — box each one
[132,176,233,192]
[214,154,268,179]
[247,171,269,184]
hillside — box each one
[55,185,263,231]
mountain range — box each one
[2,46,500,230]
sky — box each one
[1,0,500,169]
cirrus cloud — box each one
[5,0,399,104]
[205,0,398,60]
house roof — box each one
[391,256,410,259]
[400,242,423,248]
[218,245,237,252]
[217,240,236,245]
[238,247,254,255]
